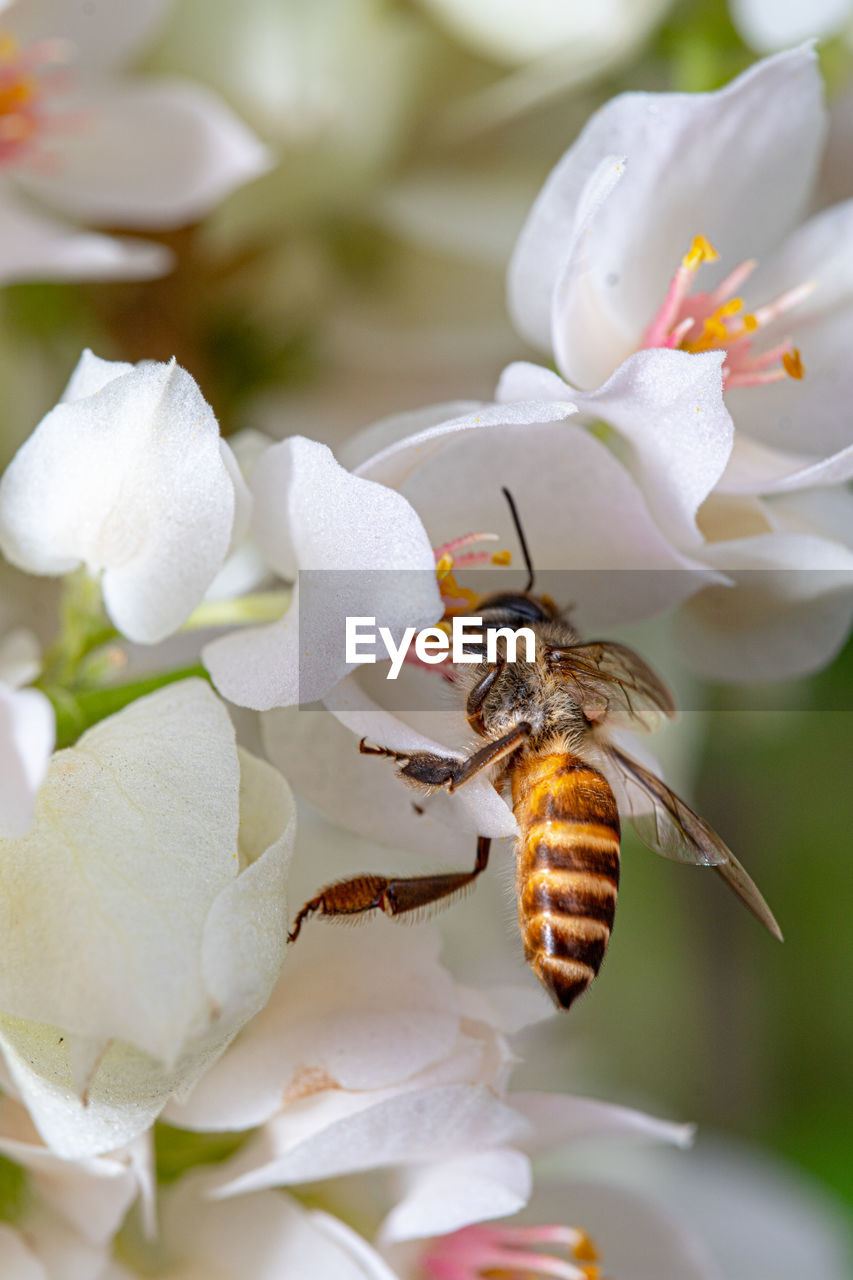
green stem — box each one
[47,664,212,749]
[181,590,290,631]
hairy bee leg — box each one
[446,721,530,790]
[466,652,507,733]
[287,837,492,943]
[359,722,530,792]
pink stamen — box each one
[641,235,811,392]
[0,29,85,170]
[433,532,498,560]
[422,1223,601,1280]
[724,365,790,388]
[750,281,815,329]
[642,264,694,348]
[708,258,756,305]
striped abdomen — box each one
[512,752,621,1010]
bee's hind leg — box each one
[287,837,492,943]
[288,722,533,944]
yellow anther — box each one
[718,297,743,317]
[783,348,804,380]
[574,1233,599,1263]
[491,549,512,566]
[580,1266,602,1280]
[742,313,759,331]
[439,570,479,608]
[435,554,454,580]
[682,234,719,271]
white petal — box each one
[0,680,295,1162]
[327,676,519,838]
[200,746,294,1031]
[204,438,442,708]
[719,435,853,495]
[158,1176,384,1280]
[0,190,169,285]
[338,401,483,473]
[0,684,54,839]
[726,198,853,455]
[0,1224,43,1280]
[523,1178,717,1280]
[565,1135,853,1280]
[355,400,579,489]
[500,350,734,546]
[0,681,239,1060]
[0,359,236,643]
[730,0,852,51]
[18,80,272,230]
[59,349,134,403]
[205,433,270,602]
[0,628,41,688]
[679,533,853,679]
[0,1098,143,1245]
[168,921,462,1131]
[509,49,825,386]
[416,0,652,64]
[510,1091,695,1152]
[380,1147,531,1243]
[377,414,718,628]
[309,1213,401,1280]
[262,680,518,859]
[768,485,853,546]
[508,152,627,363]
[2,0,172,70]
[210,1083,530,1194]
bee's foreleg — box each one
[465,650,507,732]
[359,722,530,793]
[287,837,491,942]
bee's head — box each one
[476,591,559,628]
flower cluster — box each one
[0,11,851,1280]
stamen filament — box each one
[709,258,756,304]
[641,235,811,391]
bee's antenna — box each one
[501,486,535,593]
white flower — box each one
[413,0,673,133]
[0,627,53,838]
[0,678,295,1157]
[0,1085,153,1245]
[0,351,246,645]
[0,0,271,283]
[508,49,852,462]
[107,1171,399,1280]
[415,0,669,66]
[0,1212,114,1279]
[202,434,443,709]
[166,905,690,1243]
[151,0,429,244]
[547,1132,853,1280]
[730,0,853,51]
[204,427,276,604]
[503,48,853,675]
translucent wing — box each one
[605,744,782,941]
[545,640,677,733]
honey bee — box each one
[287,493,781,1010]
